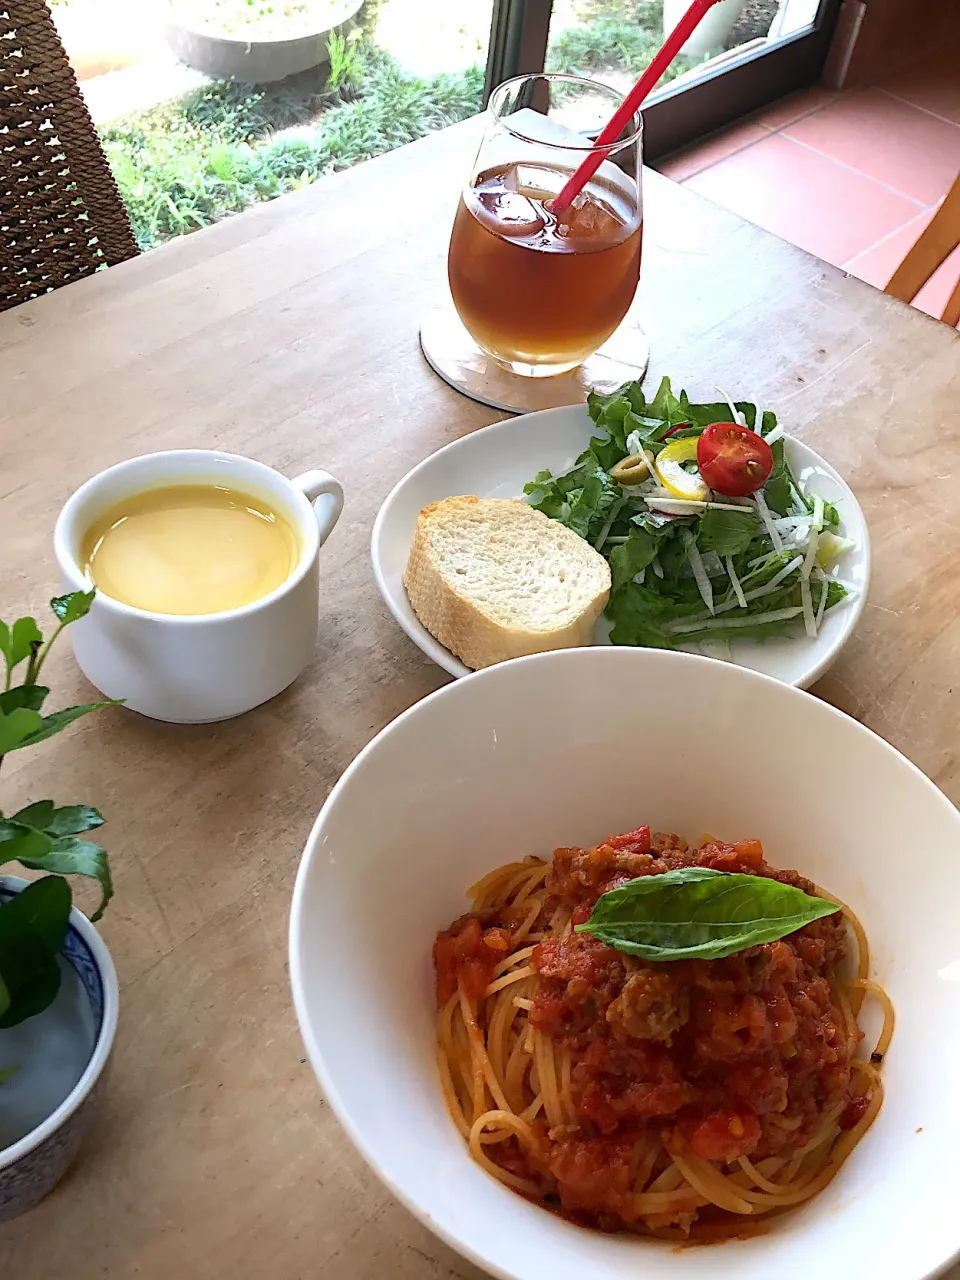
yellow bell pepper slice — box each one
[654,437,711,502]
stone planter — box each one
[663,0,749,56]
[0,877,119,1223]
[165,0,364,83]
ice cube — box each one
[475,182,545,238]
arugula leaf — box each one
[606,583,677,649]
[0,877,72,1027]
[575,866,840,961]
[697,507,758,557]
[609,527,658,592]
[764,438,795,516]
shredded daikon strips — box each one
[725,556,747,608]
[668,606,804,635]
[625,429,644,455]
[593,499,624,550]
[763,423,784,446]
[811,494,825,530]
[814,566,829,630]
[652,556,664,579]
[753,489,783,552]
[718,386,746,426]
[645,496,756,514]
[635,568,646,585]
[800,577,817,637]
[801,524,820,580]
[681,528,714,615]
[686,554,805,623]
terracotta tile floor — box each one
[655,45,960,324]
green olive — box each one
[610,453,652,486]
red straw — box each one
[550,0,726,215]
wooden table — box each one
[0,117,958,1279]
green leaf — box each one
[10,700,122,751]
[606,583,677,649]
[609,527,657,592]
[697,507,759,557]
[0,623,10,671]
[0,686,50,714]
[0,877,72,1026]
[575,867,840,961]
[20,839,113,922]
[11,802,104,838]
[0,708,44,754]
[0,820,54,864]
[50,590,96,625]
[10,618,42,669]
[763,438,795,516]
[0,972,9,1021]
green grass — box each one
[101,0,706,251]
[101,47,483,249]
[545,5,705,85]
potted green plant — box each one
[0,590,120,1222]
[165,0,365,84]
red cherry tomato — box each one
[696,421,774,497]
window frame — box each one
[484,0,843,163]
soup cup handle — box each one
[292,471,345,548]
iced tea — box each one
[448,161,642,375]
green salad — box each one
[523,377,855,654]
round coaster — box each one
[419,297,650,414]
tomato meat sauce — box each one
[433,827,859,1234]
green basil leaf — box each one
[0,623,11,671]
[50,590,96,625]
[575,867,840,961]
[20,839,113,921]
[697,507,759,557]
[0,686,50,715]
[10,700,122,751]
[0,708,45,754]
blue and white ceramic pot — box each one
[0,875,119,1222]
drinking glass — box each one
[447,73,643,379]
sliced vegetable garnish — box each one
[575,866,840,961]
[523,377,855,656]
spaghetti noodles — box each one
[433,827,893,1239]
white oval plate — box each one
[372,405,870,689]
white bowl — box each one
[290,648,960,1280]
[371,405,869,689]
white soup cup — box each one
[54,450,344,723]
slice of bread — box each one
[403,496,611,670]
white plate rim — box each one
[371,405,871,689]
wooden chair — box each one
[0,0,138,312]
[885,171,960,327]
